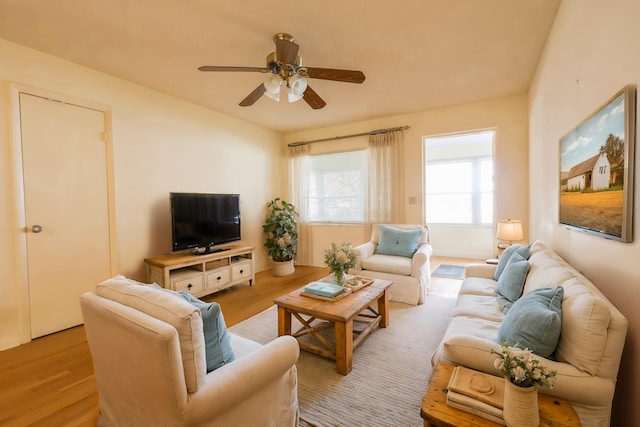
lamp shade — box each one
[287,75,307,103]
[264,74,282,101]
[496,219,524,242]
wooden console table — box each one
[144,245,254,298]
[421,363,581,427]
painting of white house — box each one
[559,87,632,240]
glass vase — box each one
[332,269,346,287]
[503,380,539,427]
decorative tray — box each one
[345,276,374,291]
[301,287,352,301]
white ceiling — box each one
[0,0,560,133]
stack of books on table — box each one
[446,366,506,425]
[303,282,346,298]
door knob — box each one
[31,225,43,233]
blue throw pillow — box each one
[375,226,422,258]
[497,286,564,358]
[495,253,530,303]
[493,244,531,280]
[177,292,235,372]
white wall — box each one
[0,39,283,350]
[529,1,640,424]
[285,94,530,264]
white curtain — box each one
[288,144,312,265]
[366,130,404,235]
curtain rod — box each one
[287,126,410,147]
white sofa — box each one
[350,224,432,305]
[431,241,628,427]
[80,276,300,427]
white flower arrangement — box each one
[324,243,356,275]
[492,342,557,389]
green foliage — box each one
[600,134,625,184]
[263,198,298,262]
[600,133,624,169]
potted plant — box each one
[263,198,298,276]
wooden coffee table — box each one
[274,277,392,375]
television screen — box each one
[170,193,241,253]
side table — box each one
[420,363,581,427]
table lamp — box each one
[496,219,524,257]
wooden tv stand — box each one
[144,245,255,298]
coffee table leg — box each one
[335,320,353,375]
[378,289,390,328]
[277,306,292,336]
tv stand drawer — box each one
[207,267,231,290]
[172,275,204,294]
[232,261,252,281]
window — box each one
[308,150,367,222]
[424,131,494,225]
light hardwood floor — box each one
[0,256,477,426]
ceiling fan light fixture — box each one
[264,74,282,102]
[287,75,307,103]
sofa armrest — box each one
[411,244,432,278]
[464,263,497,279]
[352,241,376,270]
[187,335,299,423]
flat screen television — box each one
[170,192,241,253]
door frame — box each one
[9,83,118,343]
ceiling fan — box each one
[198,33,366,110]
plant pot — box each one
[503,380,539,427]
[272,259,295,276]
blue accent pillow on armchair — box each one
[177,292,236,372]
[375,226,422,258]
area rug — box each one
[229,295,456,427]
[432,264,465,279]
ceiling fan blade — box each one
[304,67,366,84]
[239,84,267,107]
[275,38,299,65]
[303,85,326,110]
[198,66,269,73]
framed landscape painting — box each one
[559,84,636,242]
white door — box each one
[20,93,113,338]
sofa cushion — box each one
[452,294,505,323]
[375,225,422,258]
[493,244,531,280]
[522,249,574,294]
[96,276,206,393]
[176,292,236,372]
[555,278,611,375]
[495,252,529,302]
[497,286,564,358]
[457,277,498,297]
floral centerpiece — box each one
[324,242,356,287]
[492,342,557,427]
[263,199,298,274]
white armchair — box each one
[350,224,432,305]
[80,276,299,427]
